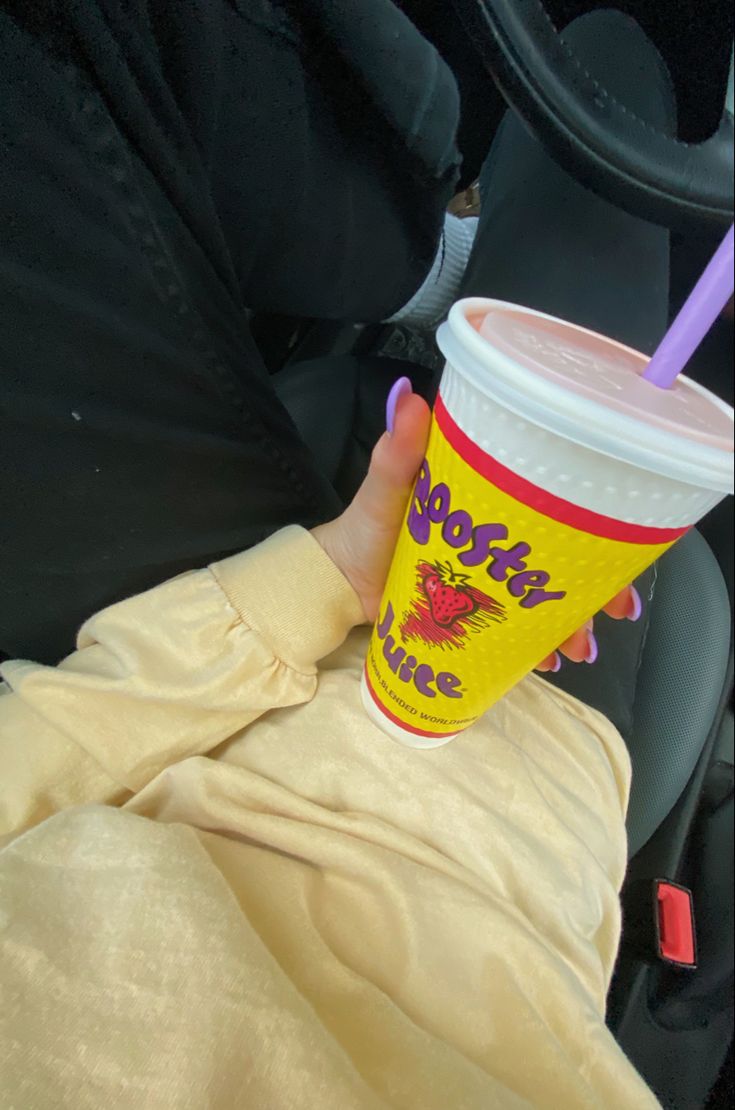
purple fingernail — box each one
[550,651,562,673]
[627,586,643,623]
[585,630,599,665]
[385,376,412,435]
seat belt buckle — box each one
[653,879,698,969]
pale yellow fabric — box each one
[0,526,656,1109]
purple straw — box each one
[643,224,734,389]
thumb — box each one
[356,388,431,526]
[312,383,431,620]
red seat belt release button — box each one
[655,880,697,968]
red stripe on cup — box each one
[363,667,462,739]
[434,393,689,545]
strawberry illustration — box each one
[420,561,478,626]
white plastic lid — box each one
[438,299,734,494]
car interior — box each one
[251,2,735,1106]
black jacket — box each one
[0,0,460,660]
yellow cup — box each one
[362,299,734,748]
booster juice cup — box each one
[362,298,734,749]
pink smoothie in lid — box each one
[472,305,733,454]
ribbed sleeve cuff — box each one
[210,527,366,673]
[387,213,478,328]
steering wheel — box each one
[450,0,735,230]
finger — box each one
[357,391,431,525]
[536,651,562,673]
[602,584,642,622]
[377,389,432,486]
[558,621,597,664]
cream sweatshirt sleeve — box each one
[0,527,364,839]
